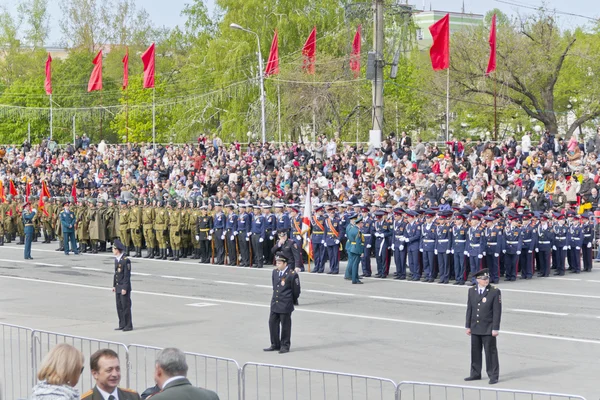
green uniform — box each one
[129,205,143,257]
[168,208,182,260]
[154,206,169,259]
[142,206,156,258]
[119,206,131,253]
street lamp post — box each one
[230,23,267,144]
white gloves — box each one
[322,240,326,244]
[502,250,506,254]
[246,237,250,242]
[399,245,404,251]
[478,254,483,259]
[208,236,212,240]
[296,235,302,241]
[464,251,469,256]
[335,240,340,244]
[535,248,539,252]
[220,235,225,240]
[451,249,455,254]
[434,250,438,255]
[419,248,423,253]
[483,252,487,256]
[494,253,499,257]
[588,243,592,248]
[195,235,199,241]
[391,244,395,251]
[576,246,581,250]
[516,251,521,255]
[446,250,451,254]
[528,250,532,253]
[230,235,234,241]
[234,231,238,235]
[209,229,214,234]
[269,236,274,240]
[247,232,252,237]
[259,238,264,243]
[552,246,557,251]
[367,244,372,248]
[563,246,567,250]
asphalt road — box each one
[0,243,599,399]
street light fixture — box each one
[230,23,267,144]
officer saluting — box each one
[113,239,133,332]
[264,253,301,354]
[465,268,502,385]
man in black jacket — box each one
[264,253,301,354]
[464,268,502,385]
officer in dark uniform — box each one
[251,204,266,268]
[264,253,301,354]
[237,203,252,267]
[112,239,133,331]
[464,268,502,385]
[452,213,468,285]
[212,202,226,264]
[271,229,303,272]
[60,201,78,256]
[196,205,213,264]
[22,202,36,260]
[225,204,239,266]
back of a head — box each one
[156,348,188,378]
[37,343,84,386]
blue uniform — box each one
[236,212,252,267]
[567,224,583,273]
[552,224,568,275]
[225,213,239,265]
[23,210,36,259]
[250,214,266,268]
[213,211,226,264]
[311,215,327,273]
[60,208,78,255]
[434,223,452,283]
[581,221,594,272]
[324,217,341,274]
[451,224,468,284]
[374,218,392,277]
[276,213,291,236]
[405,221,422,280]
[466,224,486,284]
[392,219,408,279]
[485,225,505,284]
[360,216,375,276]
[420,222,437,281]
[503,226,522,281]
[535,224,554,277]
[519,223,535,279]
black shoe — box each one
[489,378,498,385]
[374,274,382,278]
[428,279,435,283]
[352,281,363,284]
[263,346,280,352]
[114,327,124,331]
[278,348,289,354]
[453,281,460,285]
[123,327,133,332]
[344,277,351,280]
[464,376,481,381]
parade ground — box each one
[1,243,599,399]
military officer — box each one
[503,215,522,281]
[275,204,291,237]
[142,198,157,259]
[196,205,213,263]
[434,212,452,284]
[128,199,143,258]
[264,205,277,264]
[310,206,327,273]
[22,202,36,260]
[465,268,502,385]
[225,204,239,266]
[105,198,119,249]
[324,206,341,274]
[118,201,131,256]
[582,212,595,272]
[168,200,182,261]
[53,197,63,251]
[404,210,421,281]
[567,214,584,273]
[236,203,252,267]
[452,214,468,285]
[264,253,301,354]
[484,215,504,284]
[419,210,437,283]
[189,200,202,259]
[250,204,266,268]
[466,214,487,286]
[76,199,90,253]
[552,213,568,276]
[535,215,554,277]
[359,206,374,277]
[112,239,133,331]
[271,229,303,272]
[0,198,5,246]
[391,209,407,280]
[88,199,104,254]
[60,201,78,255]
[154,200,169,260]
[212,202,226,265]
[40,196,53,243]
[345,213,364,284]
[519,213,535,279]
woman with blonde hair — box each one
[31,343,84,400]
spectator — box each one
[30,343,84,400]
[83,348,140,400]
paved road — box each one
[0,243,599,399]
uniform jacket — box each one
[465,284,502,336]
[485,226,505,255]
[271,267,301,314]
[503,226,522,254]
[420,222,437,252]
[197,214,214,240]
[553,224,568,249]
[434,223,452,253]
[114,255,132,292]
[59,209,76,233]
[451,224,468,253]
[149,378,218,400]
[81,386,141,400]
[251,214,266,238]
[466,225,486,256]
[536,225,554,251]
[311,215,326,242]
[405,221,421,251]
[324,217,341,247]
[346,222,364,255]
[271,239,303,269]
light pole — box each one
[230,23,267,144]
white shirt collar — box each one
[115,253,123,262]
[97,386,118,400]
[162,375,186,389]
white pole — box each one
[356,100,360,146]
[152,87,156,148]
[446,68,450,141]
[256,34,267,144]
[277,84,281,144]
[72,115,76,145]
[49,94,53,140]
[28,122,31,144]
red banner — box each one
[9,180,17,196]
[123,48,129,89]
[71,182,78,205]
[42,181,51,199]
[45,53,52,95]
[486,14,497,75]
[141,43,156,89]
[264,30,279,77]
[350,25,361,78]
[302,27,316,74]
[429,14,450,71]
[87,50,103,92]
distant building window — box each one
[416,28,423,40]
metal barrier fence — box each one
[128,344,241,400]
[395,381,587,400]
[241,362,397,400]
[31,329,130,396]
[0,324,33,400]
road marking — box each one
[254,284,272,289]
[2,275,599,345]
[549,277,581,281]
[34,262,64,267]
[131,272,152,276]
[72,267,103,271]
[511,309,569,316]
[161,275,195,281]
[588,280,600,284]
[306,289,355,297]
[214,280,248,286]
[369,295,464,307]
[186,302,218,308]
[0,259,26,263]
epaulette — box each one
[291,270,295,274]
[123,256,128,261]
[121,387,139,394]
[81,389,93,399]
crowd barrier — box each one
[0,323,588,400]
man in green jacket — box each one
[151,348,220,400]
[344,213,365,285]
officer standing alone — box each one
[113,239,133,331]
[465,268,502,385]
[264,253,301,354]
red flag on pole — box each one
[9,180,17,196]
[301,186,313,262]
[141,43,156,89]
[25,182,31,202]
[264,30,279,77]
[486,14,497,75]
[45,53,52,95]
[302,27,317,74]
[41,181,51,199]
[0,180,5,203]
[38,196,49,217]
[71,182,77,205]
[429,14,450,71]
[87,50,103,92]
[122,48,129,89]
[350,25,362,78]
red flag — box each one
[141,43,156,89]
[350,25,362,78]
[486,14,497,75]
[25,182,31,202]
[429,14,450,71]
[264,30,279,77]
[9,180,17,196]
[301,185,313,262]
[87,50,103,92]
[38,196,49,217]
[71,182,77,205]
[122,48,129,89]
[45,53,52,95]
[302,27,316,74]
[41,181,51,199]
[0,181,5,203]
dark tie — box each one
[108,395,115,400]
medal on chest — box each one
[280,278,286,286]
[482,297,487,303]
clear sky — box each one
[3,0,599,46]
